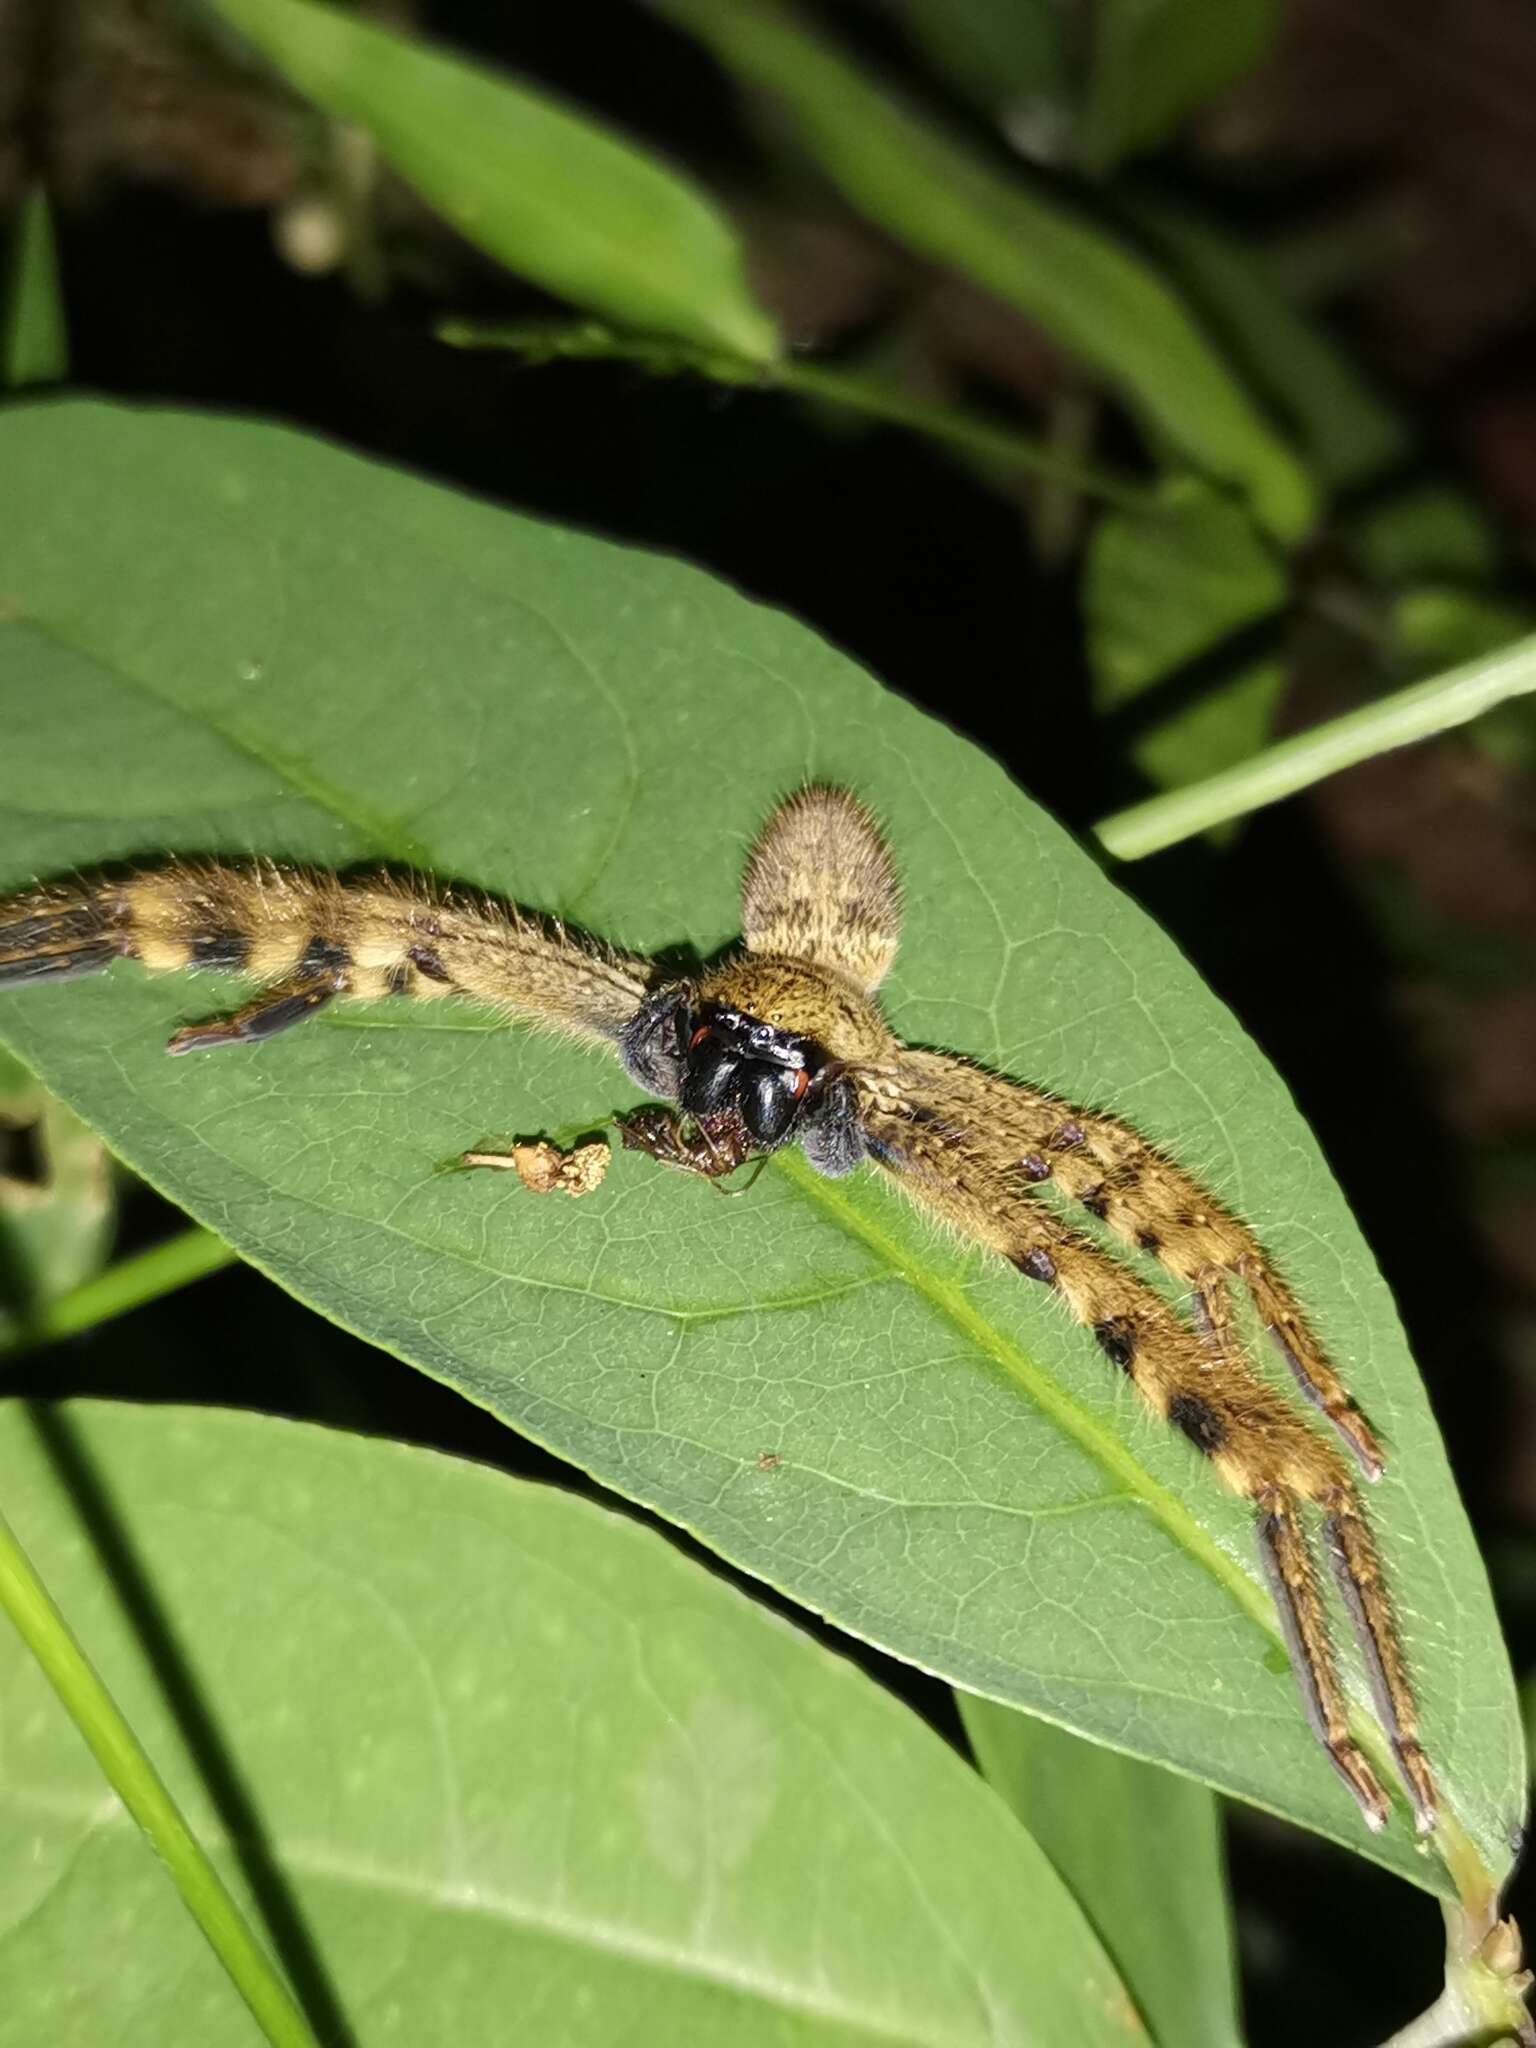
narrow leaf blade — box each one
[204,0,778,362]
[959,1694,1243,2048]
[658,0,1314,538]
[1121,196,1411,495]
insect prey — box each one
[0,786,1438,1835]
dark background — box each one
[7,2,1536,2040]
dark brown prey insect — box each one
[0,787,1436,1835]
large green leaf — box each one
[958,1696,1241,2048]
[203,0,777,363]
[0,401,1520,1897]
[0,1400,1137,2045]
[657,0,1314,541]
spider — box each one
[0,785,1436,1835]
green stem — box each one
[2,185,68,390]
[1094,629,1536,860]
[1,1228,236,1361]
[439,316,1154,509]
[1377,1904,1533,2048]
[0,1506,321,2048]
[777,357,1153,508]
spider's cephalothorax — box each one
[680,1000,819,1145]
[0,784,1441,1839]
[622,982,869,1176]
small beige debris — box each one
[461,1137,611,1197]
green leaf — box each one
[658,0,1315,540]
[1345,485,1501,587]
[1128,657,1284,817]
[958,1696,1241,2048]
[1086,480,1286,806]
[0,400,1520,1897]
[2,188,67,390]
[897,0,1073,155]
[202,0,778,362]
[0,1399,1139,2044]
[0,1474,321,2048]
[1087,480,1285,706]
[1120,195,1411,495]
[1081,0,1280,174]
[0,1045,116,1340]
[0,1046,32,1097]
[1389,587,1532,676]
[0,1087,115,1334]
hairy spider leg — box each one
[167,973,340,1050]
[888,1050,1385,1480]
[853,1069,1437,1833]
[0,865,650,1051]
[1190,1265,1436,1829]
[1255,1492,1388,1827]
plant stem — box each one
[0,1228,236,1362]
[0,1505,322,2048]
[439,316,1155,508]
[777,357,1153,508]
[1094,629,1536,859]
[1377,1904,1533,2048]
[2,185,68,389]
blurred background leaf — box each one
[894,0,1074,158]
[659,0,1315,538]
[205,0,778,359]
[959,1694,1242,2048]
[0,1058,115,1346]
[1080,0,1281,176]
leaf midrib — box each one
[771,1151,1277,1639]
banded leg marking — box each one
[166,977,340,1053]
[1256,1491,1390,1831]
